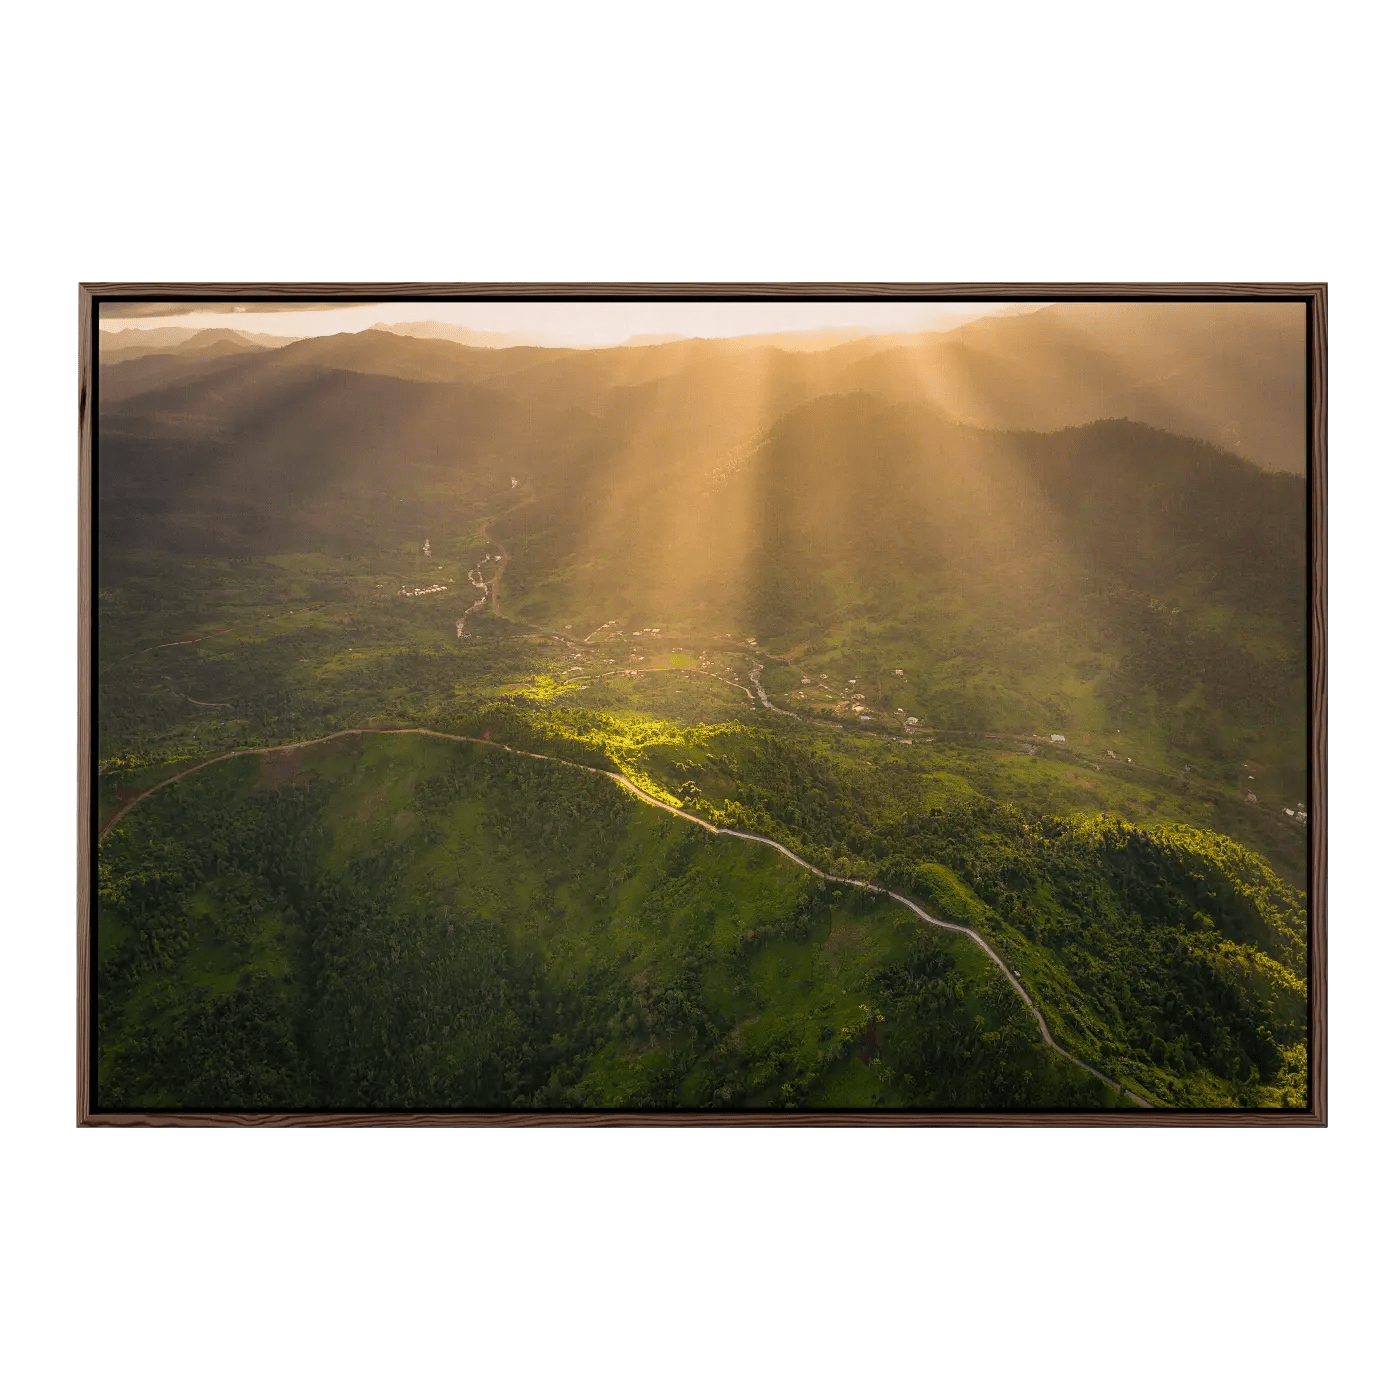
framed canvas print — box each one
[78,283,1325,1125]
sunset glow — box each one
[98,299,1031,347]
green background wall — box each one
[8,5,1388,1394]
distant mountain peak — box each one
[98,325,300,360]
[373,321,539,349]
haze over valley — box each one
[94,299,1309,1113]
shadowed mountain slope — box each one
[99,301,1305,469]
[832,301,1305,472]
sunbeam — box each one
[91,295,1312,1115]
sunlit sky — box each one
[98,300,1034,347]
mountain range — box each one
[98,300,1304,471]
[93,300,1312,1111]
[98,302,1306,790]
[98,325,300,363]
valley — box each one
[93,301,1311,1111]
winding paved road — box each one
[98,725,1152,1106]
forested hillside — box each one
[96,735,1132,1110]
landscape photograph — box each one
[88,292,1316,1116]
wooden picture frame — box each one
[79,282,1326,1126]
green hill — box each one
[95,725,1305,1110]
[95,733,1130,1111]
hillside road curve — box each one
[98,725,1154,1107]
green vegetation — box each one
[96,734,1127,1110]
[97,720,1305,1109]
[95,309,1311,1112]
